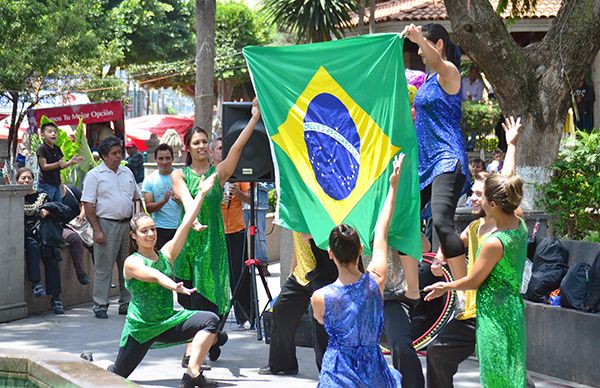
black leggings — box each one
[109,311,219,378]
[421,163,466,258]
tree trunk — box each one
[357,0,366,35]
[368,0,376,34]
[443,0,600,209]
[195,0,216,133]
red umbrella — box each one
[124,114,194,151]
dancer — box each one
[311,154,404,387]
[107,173,220,388]
[400,23,469,301]
[427,116,534,388]
[424,172,528,388]
[172,99,261,361]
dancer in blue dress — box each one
[311,154,404,388]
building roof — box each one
[351,0,562,25]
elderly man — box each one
[82,136,140,319]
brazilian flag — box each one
[244,34,421,260]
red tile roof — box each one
[351,0,561,25]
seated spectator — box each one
[17,167,64,314]
[61,183,92,285]
[486,149,504,173]
[469,158,485,179]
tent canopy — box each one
[124,114,193,151]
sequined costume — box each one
[319,273,402,387]
[120,252,196,348]
[413,73,469,190]
[174,165,229,315]
[476,220,527,388]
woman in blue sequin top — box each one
[400,23,470,299]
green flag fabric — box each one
[244,34,422,260]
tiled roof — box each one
[350,0,561,25]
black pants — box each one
[420,163,466,258]
[268,274,329,372]
[226,231,252,324]
[155,228,176,250]
[24,235,61,298]
[109,311,219,378]
[383,300,425,388]
[176,279,222,319]
[426,318,476,388]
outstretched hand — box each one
[423,281,449,301]
[191,219,208,232]
[174,282,196,295]
[502,116,522,146]
[389,153,405,188]
[197,173,217,197]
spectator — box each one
[17,167,64,314]
[142,143,182,250]
[125,141,144,185]
[82,136,140,319]
[575,80,595,132]
[461,66,484,101]
[36,117,83,202]
[61,183,92,285]
[486,149,505,173]
[469,158,486,178]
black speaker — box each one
[222,102,275,182]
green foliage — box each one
[80,75,130,104]
[215,0,274,80]
[461,101,501,151]
[106,0,195,66]
[260,0,357,43]
[495,0,538,18]
[476,136,499,152]
[540,130,600,241]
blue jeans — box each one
[37,182,62,203]
[243,208,268,263]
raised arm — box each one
[161,173,217,263]
[500,116,521,176]
[171,168,194,212]
[124,256,196,295]
[400,24,460,94]
[367,153,404,292]
[217,99,261,186]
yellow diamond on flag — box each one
[272,66,400,225]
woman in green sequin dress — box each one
[425,173,527,388]
[172,100,261,359]
[108,173,221,387]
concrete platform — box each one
[0,262,591,387]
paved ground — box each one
[0,262,590,387]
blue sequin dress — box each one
[319,273,402,387]
[413,73,469,190]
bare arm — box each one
[171,169,194,212]
[83,201,106,245]
[124,256,196,295]
[401,24,460,94]
[231,184,251,205]
[424,237,504,300]
[367,154,404,292]
[161,173,217,264]
[143,190,172,214]
[311,290,325,325]
[500,116,521,176]
[217,99,261,186]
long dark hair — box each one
[329,224,361,265]
[421,23,461,68]
[183,126,210,166]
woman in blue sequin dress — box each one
[400,23,470,296]
[424,173,527,388]
[311,155,405,388]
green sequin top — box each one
[173,165,230,314]
[475,219,527,388]
[120,252,196,348]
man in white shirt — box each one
[82,136,140,319]
[461,66,484,101]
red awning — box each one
[124,114,194,151]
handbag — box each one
[68,218,94,247]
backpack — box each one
[560,262,590,310]
[585,251,600,312]
[525,237,569,303]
